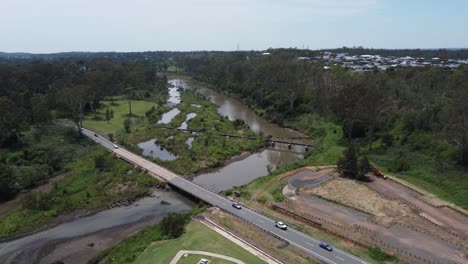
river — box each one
[0,76,311,263]
[168,78,311,192]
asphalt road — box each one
[82,127,372,264]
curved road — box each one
[82,127,371,264]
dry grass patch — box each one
[306,178,413,226]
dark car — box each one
[319,242,333,251]
[94,133,99,137]
[232,202,241,209]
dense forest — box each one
[176,52,468,167]
[0,58,167,200]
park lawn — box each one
[134,221,266,264]
[82,99,156,135]
[0,147,157,238]
[176,254,236,264]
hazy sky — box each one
[1,0,467,52]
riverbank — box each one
[0,190,193,263]
[0,147,159,240]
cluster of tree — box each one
[159,212,188,238]
[0,126,91,201]
[337,144,370,181]
[0,58,164,147]
[175,50,468,166]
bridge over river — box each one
[82,127,371,264]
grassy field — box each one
[0,147,157,238]
[368,146,468,210]
[82,99,157,135]
[134,221,265,264]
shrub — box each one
[160,213,187,238]
[94,154,114,172]
[389,156,410,172]
[257,196,268,204]
[368,246,397,262]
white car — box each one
[275,221,287,230]
[113,144,119,149]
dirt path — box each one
[280,168,468,264]
[368,176,468,239]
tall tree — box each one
[57,85,89,134]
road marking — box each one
[206,195,212,199]
[257,219,265,224]
[306,242,315,247]
[335,256,345,261]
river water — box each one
[0,190,193,263]
[0,76,311,263]
[168,78,311,192]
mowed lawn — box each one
[83,99,156,135]
[135,221,266,264]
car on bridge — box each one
[319,242,333,251]
[275,221,287,230]
[232,202,241,209]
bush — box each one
[271,187,285,202]
[94,154,114,172]
[337,144,358,178]
[389,156,410,172]
[257,196,268,204]
[123,119,132,133]
[160,213,187,238]
[381,133,393,147]
[368,246,397,262]
[0,164,18,201]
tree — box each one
[30,93,51,124]
[0,97,26,146]
[56,85,89,135]
[160,213,187,238]
[123,119,132,133]
[94,154,113,171]
[337,144,358,178]
[0,164,18,201]
[443,71,468,166]
[105,108,111,122]
[357,155,371,181]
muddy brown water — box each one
[169,78,311,192]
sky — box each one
[1,0,467,53]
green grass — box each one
[82,99,157,135]
[0,147,157,238]
[368,144,468,210]
[134,221,265,264]
[303,120,344,165]
[176,254,236,264]
[167,65,177,72]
